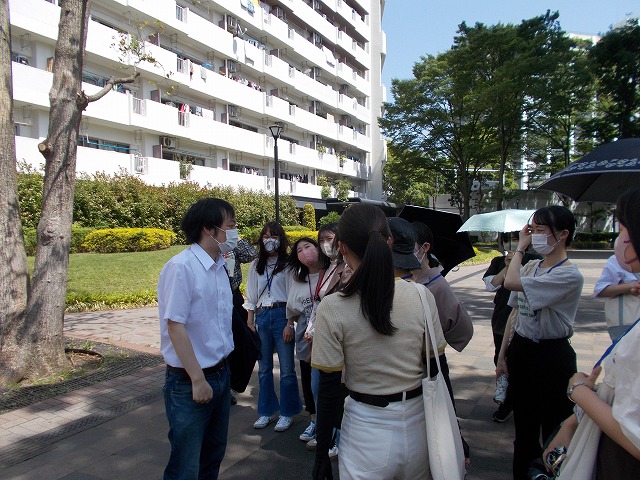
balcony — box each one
[9,0,59,41]
[335,0,369,35]
[291,0,337,43]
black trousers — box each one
[507,333,576,480]
[299,359,315,416]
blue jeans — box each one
[163,365,231,480]
[256,306,302,417]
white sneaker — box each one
[306,437,317,451]
[494,374,508,404]
[300,421,316,442]
[274,416,293,432]
[253,415,275,429]
[328,444,338,460]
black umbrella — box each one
[398,205,475,276]
[538,138,640,202]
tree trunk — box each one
[24,0,92,379]
[0,0,30,384]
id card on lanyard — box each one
[262,264,276,307]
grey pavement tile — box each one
[59,473,104,480]
[0,461,76,480]
[0,257,616,480]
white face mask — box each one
[321,241,338,259]
[413,243,427,265]
[263,238,280,253]
[531,233,559,255]
[211,227,239,255]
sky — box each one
[381,0,639,89]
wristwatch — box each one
[286,324,295,330]
[566,381,589,402]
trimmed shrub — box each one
[17,163,44,229]
[23,226,95,256]
[82,228,175,253]
[283,225,310,232]
[572,240,610,250]
[317,211,340,228]
[574,232,618,244]
[302,204,316,230]
[286,230,319,244]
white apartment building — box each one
[9,0,387,208]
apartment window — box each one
[176,5,187,22]
[79,136,131,153]
[11,53,29,65]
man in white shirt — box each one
[158,197,238,480]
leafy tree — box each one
[383,144,446,208]
[522,22,595,184]
[380,50,497,219]
[587,20,640,141]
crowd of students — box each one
[156,187,640,479]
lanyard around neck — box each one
[264,262,277,293]
[535,257,569,276]
[308,270,325,302]
[595,317,640,367]
[424,273,442,287]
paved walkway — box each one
[0,252,613,479]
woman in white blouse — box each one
[244,222,301,432]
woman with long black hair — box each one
[311,204,445,479]
[244,222,301,432]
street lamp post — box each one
[269,124,284,224]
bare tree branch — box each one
[82,72,140,105]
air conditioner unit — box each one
[313,67,322,78]
[161,136,175,148]
[228,105,238,117]
[134,156,146,174]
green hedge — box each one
[23,226,95,256]
[82,228,176,253]
[574,232,618,243]
[17,169,300,241]
[245,227,318,245]
[572,240,611,249]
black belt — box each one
[166,358,227,377]
[258,301,287,310]
[350,385,423,408]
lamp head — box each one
[269,124,283,139]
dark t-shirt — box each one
[483,253,541,335]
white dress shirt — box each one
[158,243,234,368]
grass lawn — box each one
[28,246,499,312]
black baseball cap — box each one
[389,217,420,270]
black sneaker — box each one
[492,406,513,423]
